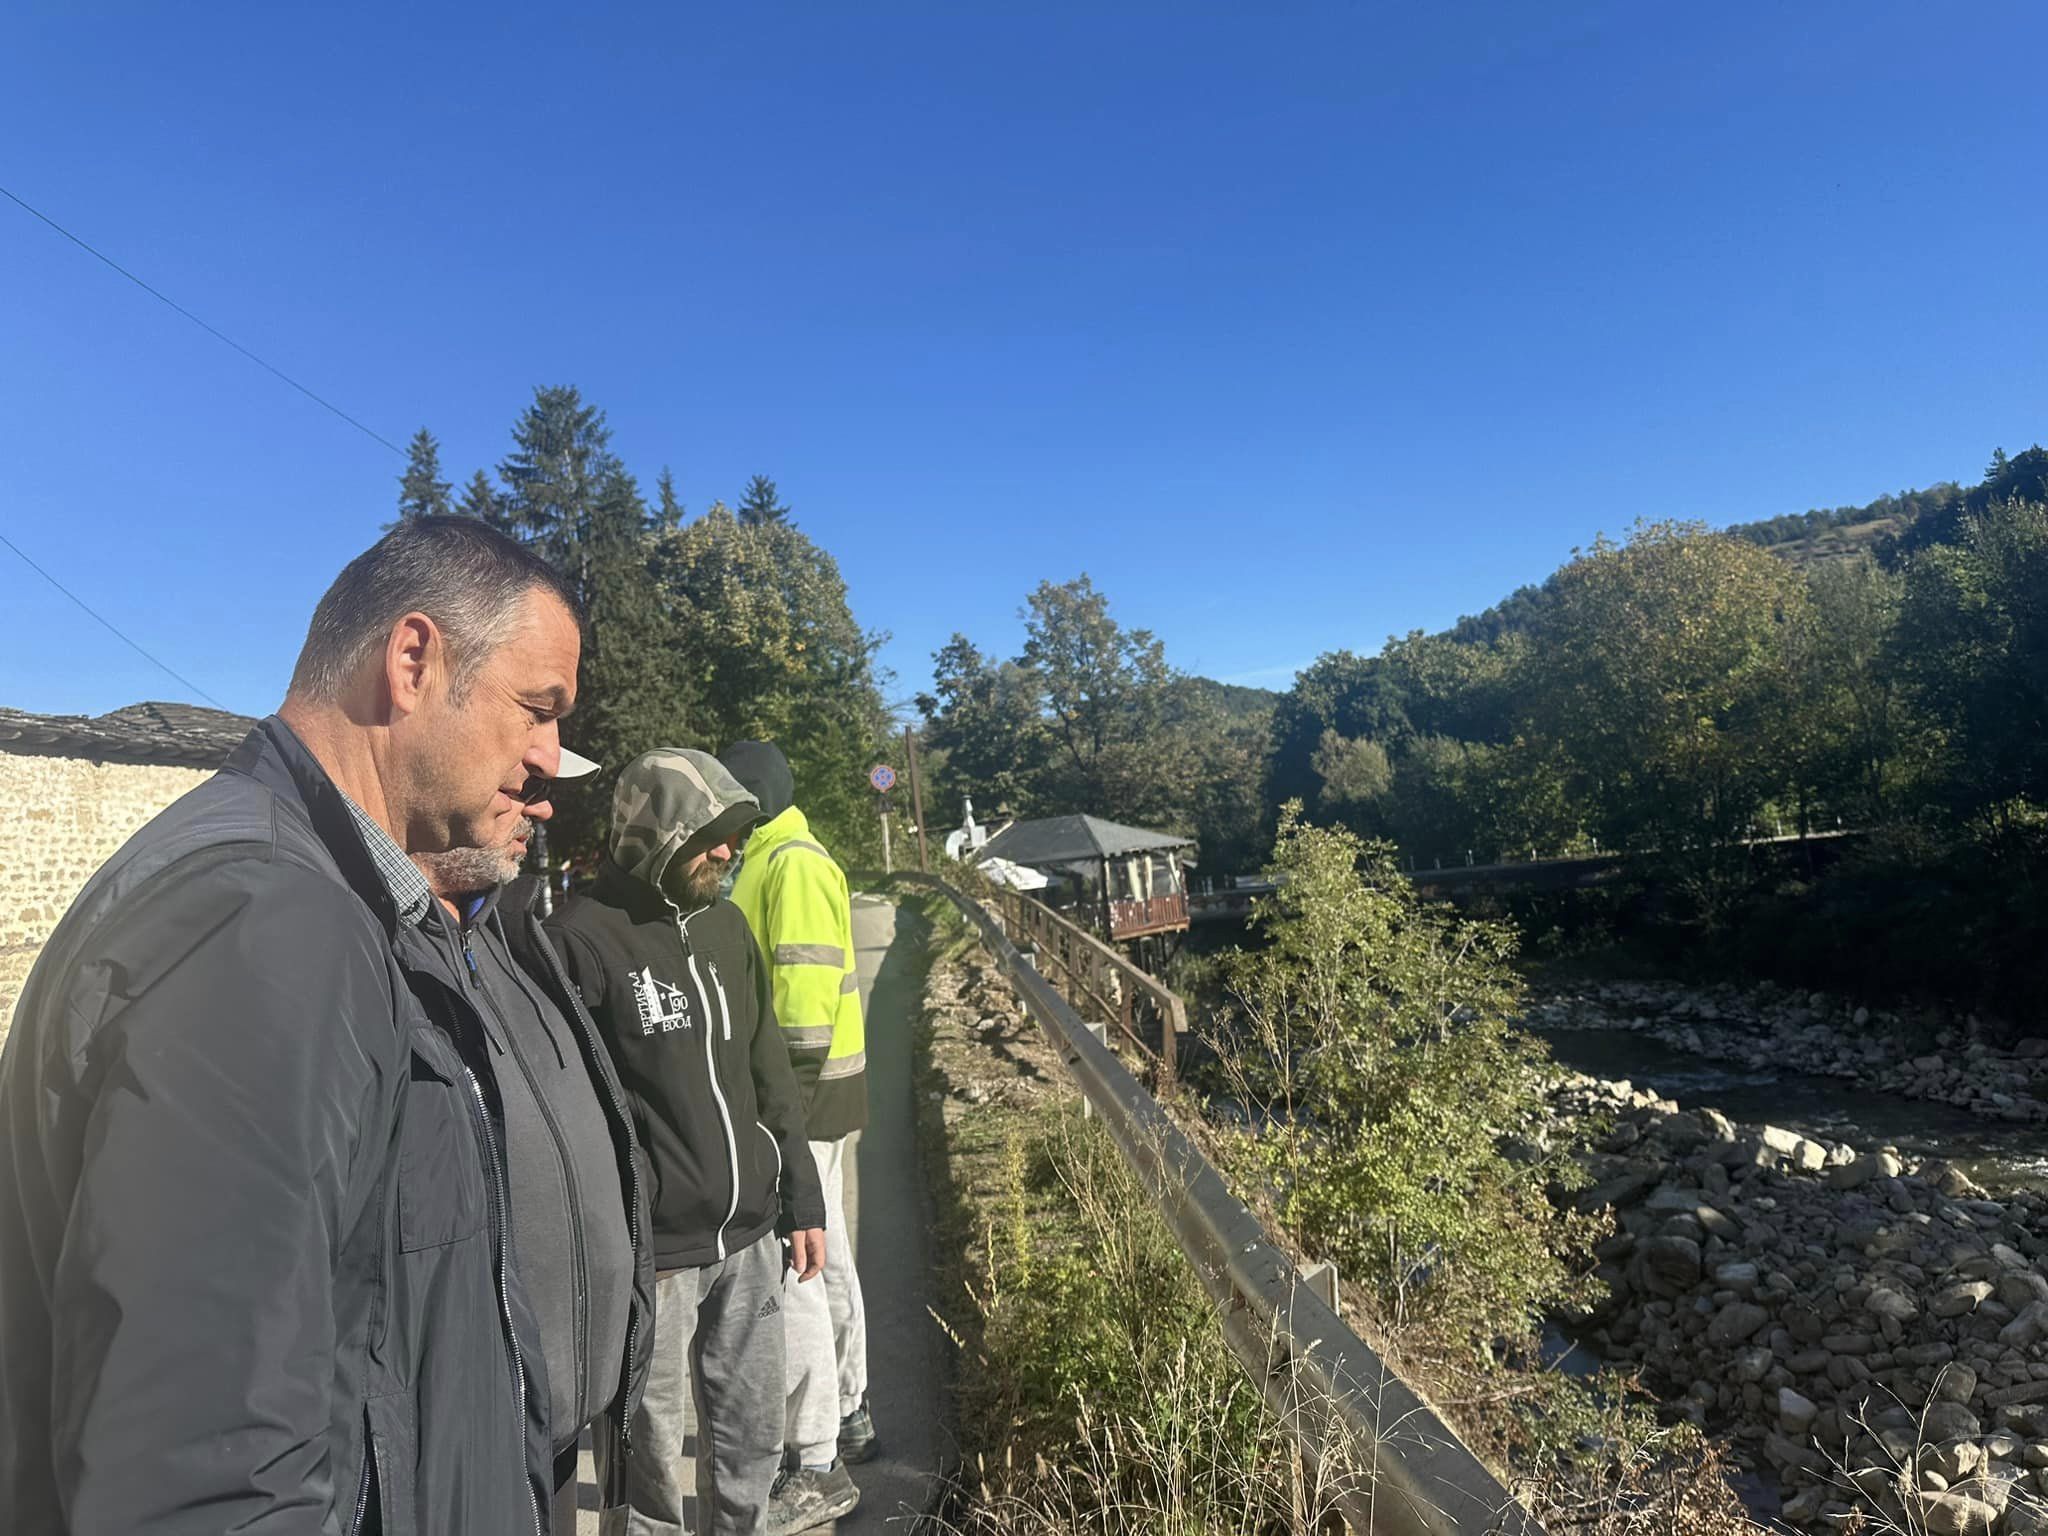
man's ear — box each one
[384,611,444,720]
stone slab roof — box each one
[0,702,258,768]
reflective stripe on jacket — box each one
[730,806,868,1139]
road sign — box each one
[869,763,898,793]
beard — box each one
[672,854,725,908]
[417,818,534,895]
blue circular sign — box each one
[869,764,897,793]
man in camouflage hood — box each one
[550,748,826,1535]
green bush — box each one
[1210,803,1603,1361]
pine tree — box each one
[392,429,453,525]
[498,386,618,607]
[553,465,695,857]
[737,473,791,527]
[457,469,502,524]
[654,467,685,531]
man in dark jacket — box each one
[412,745,654,1535]
[0,516,600,1533]
[550,748,826,1536]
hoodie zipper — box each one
[706,958,733,1042]
[671,903,742,1261]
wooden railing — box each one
[1107,891,1188,939]
[987,884,1186,1082]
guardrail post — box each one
[1298,1260,1340,1312]
[1078,1015,1107,1119]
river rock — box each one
[1933,1364,1979,1403]
[1767,1429,1824,1473]
[1713,1260,1759,1291]
[1698,1106,1737,1141]
[1579,1169,1657,1211]
[1761,1124,1805,1156]
[2000,1274,2048,1311]
[1911,1489,1999,1534]
[1923,1439,1985,1483]
[2002,1300,2048,1348]
[1922,1403,1983,1442]
[1867,1286,1919,1321]
[1933,1280,1997,1319]
[1779,1387,1819,1434]
[1982,1430,2023,1461]
[1709,1301,1772,1346]
[1638,1235,1702,1297]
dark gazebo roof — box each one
[0,702,257,768]
[976,813,1193,869]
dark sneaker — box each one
[838,1397,877,1464]
[767,1461,860,1535]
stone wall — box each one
[0,753,211,1050]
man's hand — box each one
[788,1227,826,1282]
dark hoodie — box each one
[719,739,795,821]
[548,749,824,1270]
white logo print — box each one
[631,967,695,1036]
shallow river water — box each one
[1534,1024,2048,1191]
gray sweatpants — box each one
[598,1230,787,1535]
[784,1133,869,1465]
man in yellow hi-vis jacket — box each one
[719,741,873,1536]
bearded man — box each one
[548,749,825,1536]
[411,746,653,1536]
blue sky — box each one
[4,2,2044,720]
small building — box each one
[0,702,255,1048]
[974,813,1194,943]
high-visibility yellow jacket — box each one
[731,806,867,1138]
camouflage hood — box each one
[608,748,762,893]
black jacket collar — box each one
[225,716,408,936]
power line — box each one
[0,183,405,457]
[0,531,230,710]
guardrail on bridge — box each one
[898,871,1546,1536]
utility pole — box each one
[903,726,930,873]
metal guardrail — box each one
[899,872,1546,1536]
[985,884,1188,1082]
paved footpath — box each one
[573,893,946,1532]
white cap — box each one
[557,746,602,780]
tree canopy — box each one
[397,389,889,865]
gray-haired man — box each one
[412,745,655,1536]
